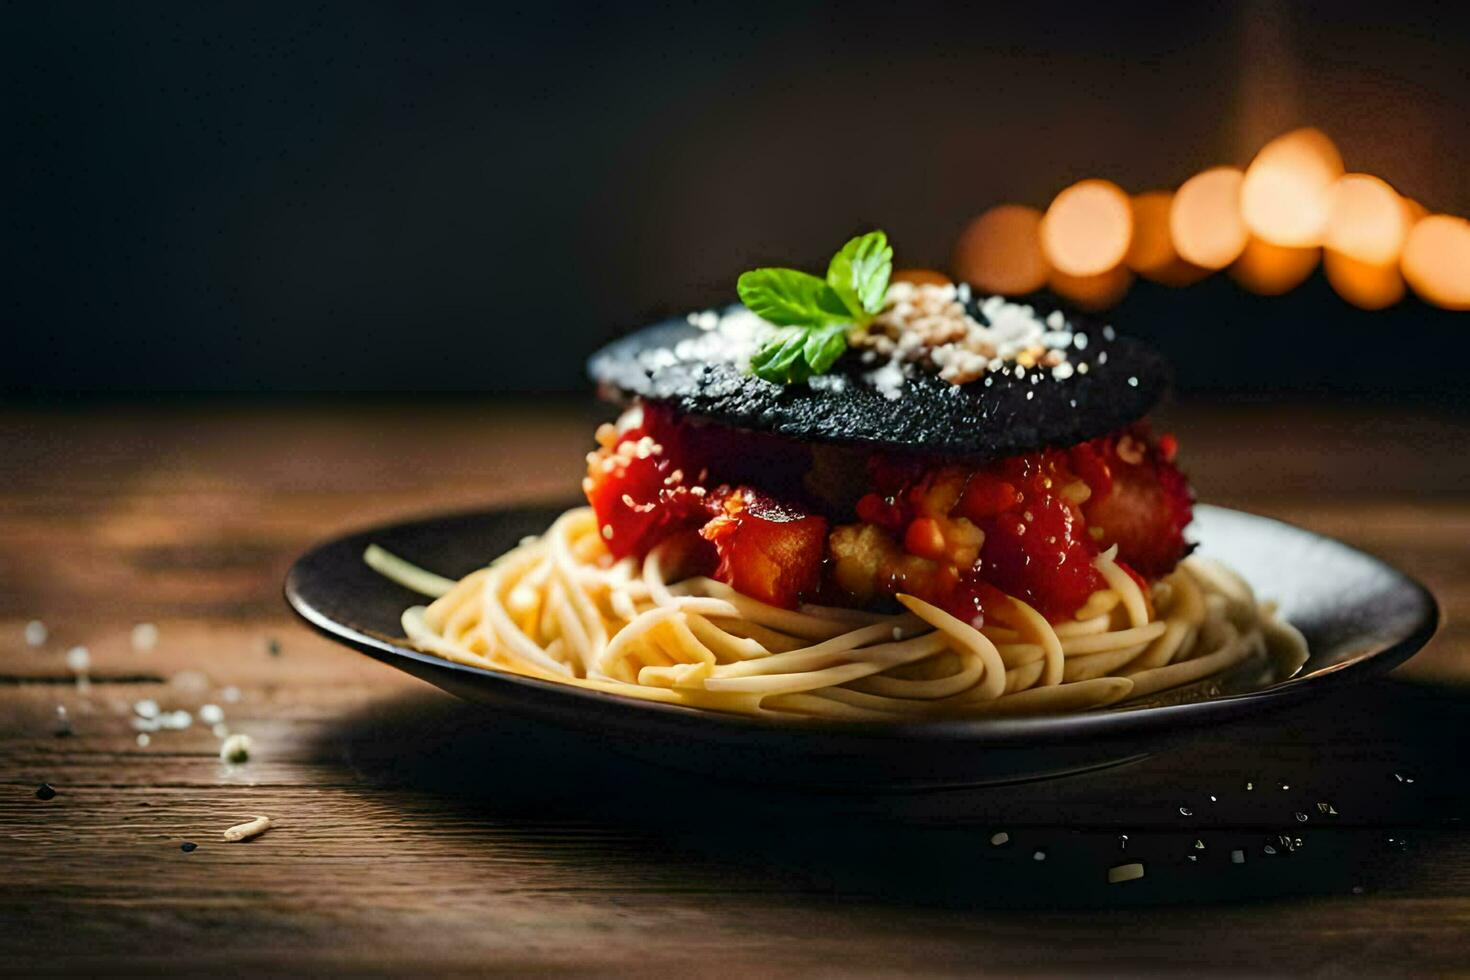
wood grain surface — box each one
[2,399,1467,976]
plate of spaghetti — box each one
[286,232,1437,788]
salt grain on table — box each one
[130,623,159,652]
[1108,862,1145,884]
[65,646,90,672]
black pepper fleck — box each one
[266,638,281,656]
[35,782,57,800]
[181,841,197,853]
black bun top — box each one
[588,298,1169,459]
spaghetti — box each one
[367,505,1308,720]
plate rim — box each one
[284,502,1440,745]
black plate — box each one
[285,504,1438,790]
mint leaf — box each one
[739,231,894,385]
[802,323,849,376]
[826,231,893,320]
[737,268,852,328]
[749,327,815,384]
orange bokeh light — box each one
[1324,174,1409,266]
[1041,179,1133,277]
[1170,167,1249,270]
[892,268,953,287]
[1229,237,1320,295]
[1126,191,1210,286]
[1401,214,1470,310]
[951,205,1050,295]
[1240,128,1344,247]
[1048,264,1134,311]
[1324,250,1405,310]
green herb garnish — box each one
[738,231,893,384]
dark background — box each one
[3,0,1467,403]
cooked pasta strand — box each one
[368,507,1307,720]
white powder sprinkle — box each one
[161,710,193,731]
[25,620,48,647]
[130,623,159,652]
[221,686,242,704]
[65,646,90,673]
[199,703,224,725]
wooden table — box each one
[3,400,1467,975]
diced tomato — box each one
[1158,432,1179,463]
[584,444,705,560]
[700,489,827,608]
[974,486,1104,620]
[855,492,907,534]
[1080,427,1194,579]
[586,402,1193,621]
[958,472,1022,520]
[1067,442,1113,501]
[583,406,708,559]
[903,517,947,561]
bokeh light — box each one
[1230,237,1320,295]
[947,126,1465,313]
[1126,191,1210,286]
[951,204,1049,295]
[1324,250,1405,310]
[1325,174,1409,266]
[1048,264,1134,311]
[1040,179,1133,277]
[892,269,953,287]
[1401,215,1470,310]
[1240,128,1344,247]
[1170,167,1249,270]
